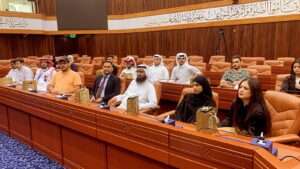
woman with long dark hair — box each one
[228,78,271,136]
[175,75,216,123]
[281,58,300,94]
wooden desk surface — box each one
[0,86,299,169]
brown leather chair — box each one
[140,58,153,66]
[71,54,80,63]
[210,62,231,72]
[78,64,94,75]
[0,60,11,67]
[243,68,258,78]
[248,65,271,75]
[264,91,300,143]
[241,57,257,67]
[24,59,39,68]
[144,55,153,59]
[209,55,225,64]
[264,60,284,67]
[275,74,289,91]
[169,55,176,60]
[27,56,39,60]
[92,57,104,65]
[242,57,266,66]
[191,62,207,72]
[80,56,91,64]
[78,71,85,86]
[277,57,295,67]
[189,55,203,63]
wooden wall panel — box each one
[108,0,221,15]
[0,35,55,59]
[76,21,300,61]
[37,0,56,16]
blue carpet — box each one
[0,132,64,169]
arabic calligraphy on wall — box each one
[108,0,300,30]
[0,16,57,31]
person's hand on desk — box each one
[90,96,102,103]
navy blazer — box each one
[92,74,121,103]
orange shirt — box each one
[49,69,82,94]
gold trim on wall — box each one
[108,0,260,20]
[46,14,300,35]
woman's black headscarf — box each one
[175,75,215,123]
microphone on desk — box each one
[251,132,278,156]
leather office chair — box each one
[241,57,257,67]
[210,62,231,72]
[191,62,207,72]
[264,91,300,143]
[0,60,11,67]
[71,54,80,63]
[80,56,91,64]
[78,71,85,86]
[264,60,284,67]
[27,56,39,60]
[140,58,153,66]
[209,55,225,64]
[277,57,295,67]
[169,56,176,60]
[248,65,271,75]
[275,74,289,91]
[92,57,104,65]
[243,68,258,78]
[24,59,39,68]
[189,55,203,63]
[78,64,94,75]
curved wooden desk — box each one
[0,86,299,169]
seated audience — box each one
[170,53,201,84]
[91,61,120,104]
[175,75,216,123]
[120,56,137,79]
[220,55,249,89]
[34,57,56,92]
[67,55,78,72]
[6,57,33,84]
[221,78,271,136]
[148,54,169,83]
[48,56,82,94]
[281,58,300,94]
[109,64,157,111]
[106,55,118,76]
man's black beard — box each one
[136,76,147,83]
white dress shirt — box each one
[6,65,33,84]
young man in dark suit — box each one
[91,61,121,104]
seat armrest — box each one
[267,134,300,143]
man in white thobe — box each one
[110,64,157,111]
[119,56,137,79]
[170,53,201,84]
[148,54,169,83]
[6,58,33,84]
[34,57,56,92]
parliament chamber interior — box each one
[0,0,300,169]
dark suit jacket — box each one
[92,74,121,103]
